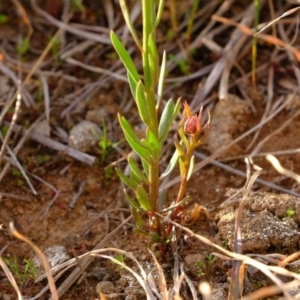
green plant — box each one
[1,125,9,137]
[12,170,25,186]
[112,253,125,271]
[207,253,217,265]
[103,166,114,186]
[16,37,30,56]
[111,0,209,255]
[0,14,8,24]
[194,260,206,277]
[1,255,38,287]
[284,208,295,218]
[70,0,85,12]
[169,54,190,75]
[194,254,217,279]
[50,37,61,62]
[95,120,122,163]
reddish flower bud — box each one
[184,116,201,135]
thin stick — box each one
[194,152,300,198]
[71,249,94,300]
[267,154,300,183]
[6,122,96,165]
[69,180,86,209]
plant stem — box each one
[142,0,158,132]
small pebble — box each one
[2,294,12,300]
[68,121,102,152]
[16,206,24,215]
[96,281,116,295]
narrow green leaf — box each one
[174,139,185,157]
[178,125,189,149]
[135,81,150,125]
[119,0,142,51]
[124,189,140,210]
[128,72,137,99]
[148,34,158,85]
[118,115,152,163]
[141,158,149,178]
[156,51,167,109]
[178,158,185,177]
[158,98,174,144]
[187,155,195,181]
[110,31,140,83]
[159,98,181,146]
[128,155,150,185]
[154,0,165,29]
[130,167,142,186]
[146,128,161,160]
[131,206,147,231]
[160,148,179,179]
[115,168,138,190]
[136,184,152,211]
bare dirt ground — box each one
[1,0,300,299]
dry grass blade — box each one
[255,6,300,36]
[0,81,22,164]
[212,14,300,62]
[229,159,262,299]
[194,0,263,106]
[71,249,93,300]
[148,249,169,299]
[10,0,33,38]
[267,154,300,183]
[96,248,156,300]
[250,98,300,157]
[0,256,23,300]
[279,251,300,268]
[0,132,37,195]
[31,0,110,44]
[9,222,58,300]
[180,263,198,300]
[241,280,300,300]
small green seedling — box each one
[0,14,8,24]
[1,125,9,137]
[194,260,206,278]
[50,37,61,62]
[194,254,217,279]
[207,253,217,265]
[95,120,122,163]
[169,54,190,75]
[16,38,30,56]
[71,0,85,11]
[285,208,295,218]
[12,170,25,186]
[112,253,125,271]
[1,255,38,287]
[37,155,48,164]
[103,166,114,186]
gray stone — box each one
[68,121,102,152]
[96,281,116,295]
